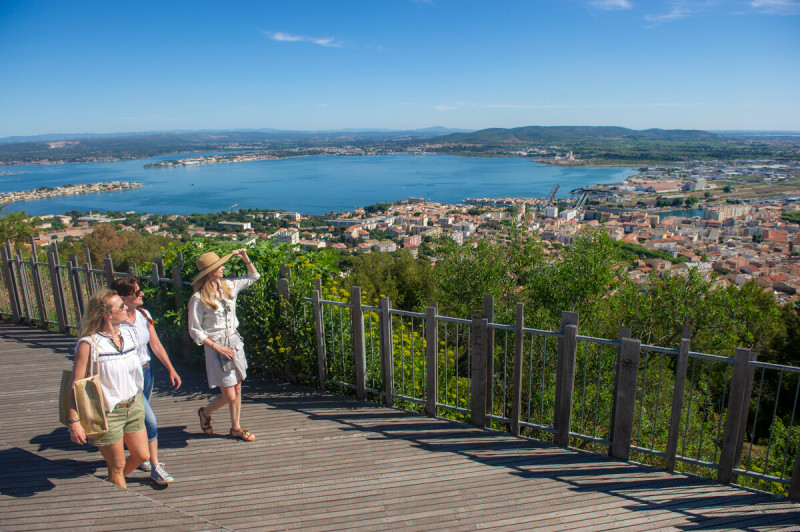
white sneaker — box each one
[151,463,174,485]
[137,460,151,472]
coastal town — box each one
[0,181,142,206]
[21,157,800,303]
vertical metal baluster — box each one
[714,363,732,464]
[400,316,406,396]
[444,321,449,406]
[762,370,784,475]
[455,322,460,408]
[502,331,508,417]
[650,353,665,451]
[746,369,767,470]
[368,311,375,389]
[594,343,603,439]
[541,335,547,427]
[636,351,650,447]
[580,341,589,436]
[339,307,345,380]
[779,376,800,479]
[328,305,335,379]
[696,360,714,460]
[411,317,416,397]
[528,332,534,423]
[681,357,698,458]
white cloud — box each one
[264,31,344,48]
[589,0,633,9]
[749,0,800,14]
[644,2,694,25]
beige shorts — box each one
[90,393,145,447]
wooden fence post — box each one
[511,302,524,436]
[15,250,32,321]
[470,317,489,428]
[610,337,642,460]
[0,246,21,324]
[154,258,165,280]
[790,435,800,500]
[29,251,48,326]
[350,286,367,400]
[47,251,67,333]
[483,295,494,427]
[732,351,758,483]
[103,256,115,288]
[718,348,753,484]
[379,296,394,406]
[554,311,579,447]
[68,255,84,320]
[425,303,438,417]
[608,326,632,451]
[171,264,190,354]
[666,329,692,472]
[313,288,327,391]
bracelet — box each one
[67,417,80,424]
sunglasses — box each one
[124,289,144,297]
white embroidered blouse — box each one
[76,328,143,412]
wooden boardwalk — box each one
[1,323,799,531]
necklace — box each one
[98,330,124,352]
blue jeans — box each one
[142,363,158,442]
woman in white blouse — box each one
[188,249,259,442]
[66,289,149,488]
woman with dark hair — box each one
[66,289,149,488]
[111,277,182,485]
[188,248,259,441]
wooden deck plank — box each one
[1,323,799,531]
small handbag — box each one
[59,337,109,438]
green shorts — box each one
[90,393,145,447]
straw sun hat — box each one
[192,251,234,285]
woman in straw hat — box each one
[188,248,260,441]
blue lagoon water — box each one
[1,154,635,215]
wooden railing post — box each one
[666,328,691,472]
[171,264,190,354]
[0,246,21,324]
[103,255,115,288]
[151,262,160,286]
[379,296,394,406]
[350,285,367,400]
[610,337,642,460]
[470,317,489,428]
[425,303,438,417]
[511,302,524,436]
[313,288,327,391]
[483,295,494,427]
[554,311,579,447]
[47,251,67,333]
[29,250,48,326]
[68,254,84,321]
[15,250,32,321]
[732,351,758,482]
[790,434,800,500]
[608,326,632,451]
[718,348,753,484]
[154,257,165,280]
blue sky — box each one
[1,0,798,137]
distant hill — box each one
[0,127,472,145]
[438,126,724,144]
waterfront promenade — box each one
[2,323,799,531]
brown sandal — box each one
[198,407,213,434]
[229,428,255,442]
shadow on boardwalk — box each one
[1,322,799,531]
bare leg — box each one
[148,438,159,466]
[98,441,128,488]
[229,382,242,430]
[122,428,150,477]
